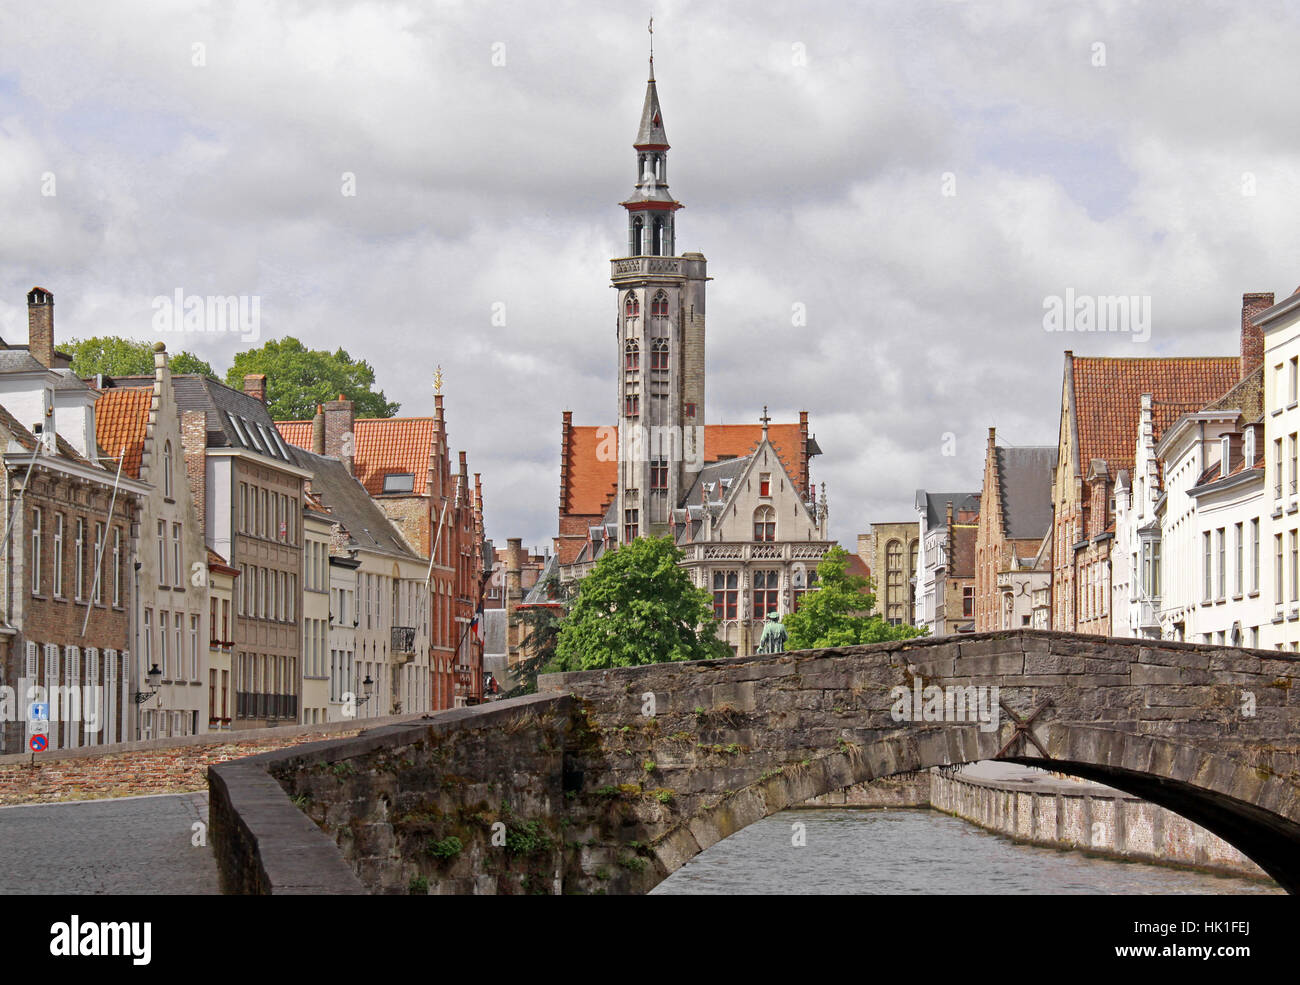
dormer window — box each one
[382,473,415,494]
[1244,426,1256,466]
[1221,435,1231,478]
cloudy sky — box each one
[3,0,1299,552]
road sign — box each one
[29,735,47,753]
[29,702,48,722]
[29,720,48,736]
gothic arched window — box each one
[754,506,776,542]
[624,292,640,319]
[651,290,669,318]
[652,216,664,255]
[163,441,173,498]
[632,217,644,256]
[650,339,669,372]
[624,339,640,372]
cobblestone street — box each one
[0,792,218,894]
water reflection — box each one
[651,809,1282,895]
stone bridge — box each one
[209,630,1300,893]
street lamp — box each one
[356,674,375,706]
[133,664,162,704]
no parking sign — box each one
[29,734,47,752]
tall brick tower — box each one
[612,40,707,542]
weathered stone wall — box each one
[930,770,1268,879]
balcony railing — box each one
[610,257,684,280]
[391,626,416,659]
[682,542,833,564]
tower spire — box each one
[648,16,654,81]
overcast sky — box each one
[3,0,1299,553]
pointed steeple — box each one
[635,60,667,148]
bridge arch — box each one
[643,726,1300,892]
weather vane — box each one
[433,365,443,396]
[649,16,653,61]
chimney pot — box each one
[243,373,267,403]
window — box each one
[624,339,640,372]
[1290,356,1297,404]
[1291,531,1298,604]
[175,613,184,679]
[1234,522,1243,595]
[1245,426,1256,465]
[684,402,696,418]
[190,614,199,679]
[157,520,166,584]
[624,384,639,418]
[759,473,771,497]
[623,508,639,542]
[239,483,248,532]
[650,290,669,318]
[1275,534,1284,602]
[1291,434,1298,495]
[650,460,668,491]
[112,528,121,605]
[144,608,153,668]
[753,506,776,542]
[650,339,669,371]
[53,514,64,597]
[624,292,640,319]
[163,441,173,498]
[1251,518,1260,593]
[963,586,975,617]
[30,508,41,595]
[753,570,779,619]
[172,523,182,588]
[382,473,415,494]
[1275,439,1284,499]
[1202,532,1212,602]
[712,571,738,620]
[74,518,85,600]
[159,610,170,677]
[1221,435,1231,478]
[92,522,104,603]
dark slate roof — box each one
[915,490,980,528]
[682,454,752,509]
[996,446,1057,541]
[287,445,420,561]
[111,373,297,464]
[522,554,560,605]
[0,350,49,374]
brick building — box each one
[0,289,148,753]
[94,345,210,739]
[1049,353,1239,633]
[973,428,1055,632]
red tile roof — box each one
[94,387,152,479]
[561,422,806,518]
[1071,357,1239,477]
[277,417,437,497]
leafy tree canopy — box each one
[553,536,730,671]
[67,337,216,380]
[783,545,926,649]
[224,337,399,420]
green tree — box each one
[784,545,926,649]
[553,536,730,671]
[224,337,399,420]
[67,337,216,379]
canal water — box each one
[651,808,1283,894]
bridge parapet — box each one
[210,630,1300,893]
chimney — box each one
[1241,292,1275,380]
[559,410,572,510]
[181,409,209,539]
[506,537,523,659]
[311,404,325,455]
[27,287,54,368]
[243,373,267,404]
[322,394,354,475]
